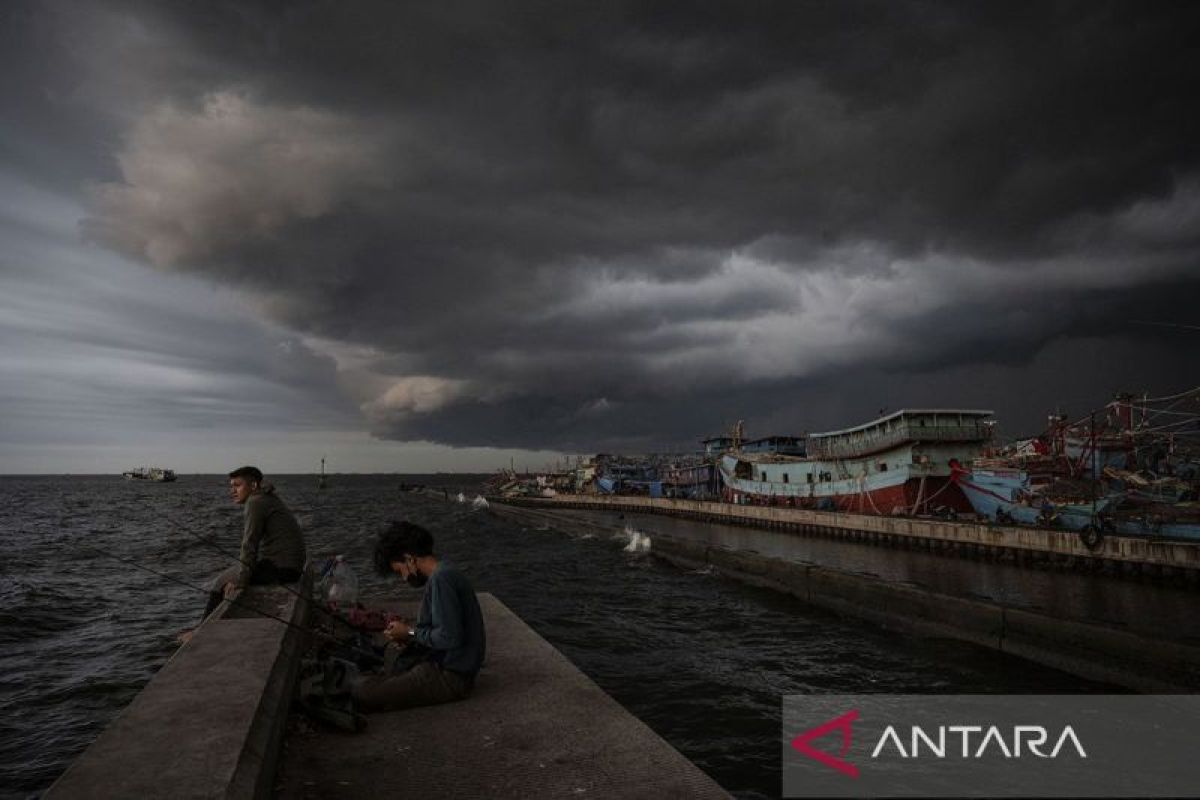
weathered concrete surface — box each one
[489,503,1200,691]
[496,495,1200,574]
[47,582,308,799]
[999,607,1200,691]
[274,593,729,799]
[649,537,1200,692]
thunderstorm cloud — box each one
[5,1,1200,462]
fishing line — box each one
[123,481,467,644]
[75,543,384,660]
[130,491,429,647]
[138,491,343,615]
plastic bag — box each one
[324,555,359,609]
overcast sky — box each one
[2,1,1198,474]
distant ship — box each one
[718,409,994,515]
[122,467,177,482]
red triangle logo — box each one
[790,709,860,779]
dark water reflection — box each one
[1,476,1116,799]
[567,508,1200,641]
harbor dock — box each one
[275,595,729,798]
[47,582,727,799]
[489,498,1200,692]
[493,494,1200,579]
[46,582,311,799]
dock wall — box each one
[48,572,729,798]
[490,501,1200,692]
[495,495,1200,580]
[274,594,730,798]
[46,580,310,799]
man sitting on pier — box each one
[201,465,308,618]
[353,520,486,711]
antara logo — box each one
[791,710,861,778]
[792,711,1087,778]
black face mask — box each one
[405,565,428,588]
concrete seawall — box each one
[490,501,1200,692]
[47,580,310,799]
[275,594,730,798]
[48,578,727,798]
[653,536,1200,691]
[495,494,1200,580]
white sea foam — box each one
[622,525,652,553]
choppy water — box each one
[0,476,1108,799]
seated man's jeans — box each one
[202,560,301,619]
[352,661,474,712]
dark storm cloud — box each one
[0,165,357,474]
[47,0,1200,448]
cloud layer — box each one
[90,91,396,269]
[13,1,1200,452]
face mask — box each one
[404,557,428,588]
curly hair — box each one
[372,520,435,575]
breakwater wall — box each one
[489,501,1200,692]
[494,495,1200,582]
[47,574,728,798]
[46,580,310,799]
[274,594,730,798]
[651,535,1200,692]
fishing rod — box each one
[75,543,385,661]
[130,496,421,661]
[143,495,347,618]
[132,482,437,631]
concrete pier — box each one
[275,594,729,798]
[650,536,1200,691]
[46,581,310,799]
[48,582,727,798]
[489,502,1200,692]
[495,494,1200,580]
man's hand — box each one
[223,581,239,599]
[383,618,411,643]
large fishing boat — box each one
[121,467,177,482]
[949,463,1118,531]
[953,389,1200,540]
[718,409,994,514]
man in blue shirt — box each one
[353,520,486,711]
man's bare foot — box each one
[176,629,195,645]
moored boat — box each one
[949,462,1118,531]
[953,389,1200,540]
[718,409,994,515]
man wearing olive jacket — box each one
[201,465,307,618]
